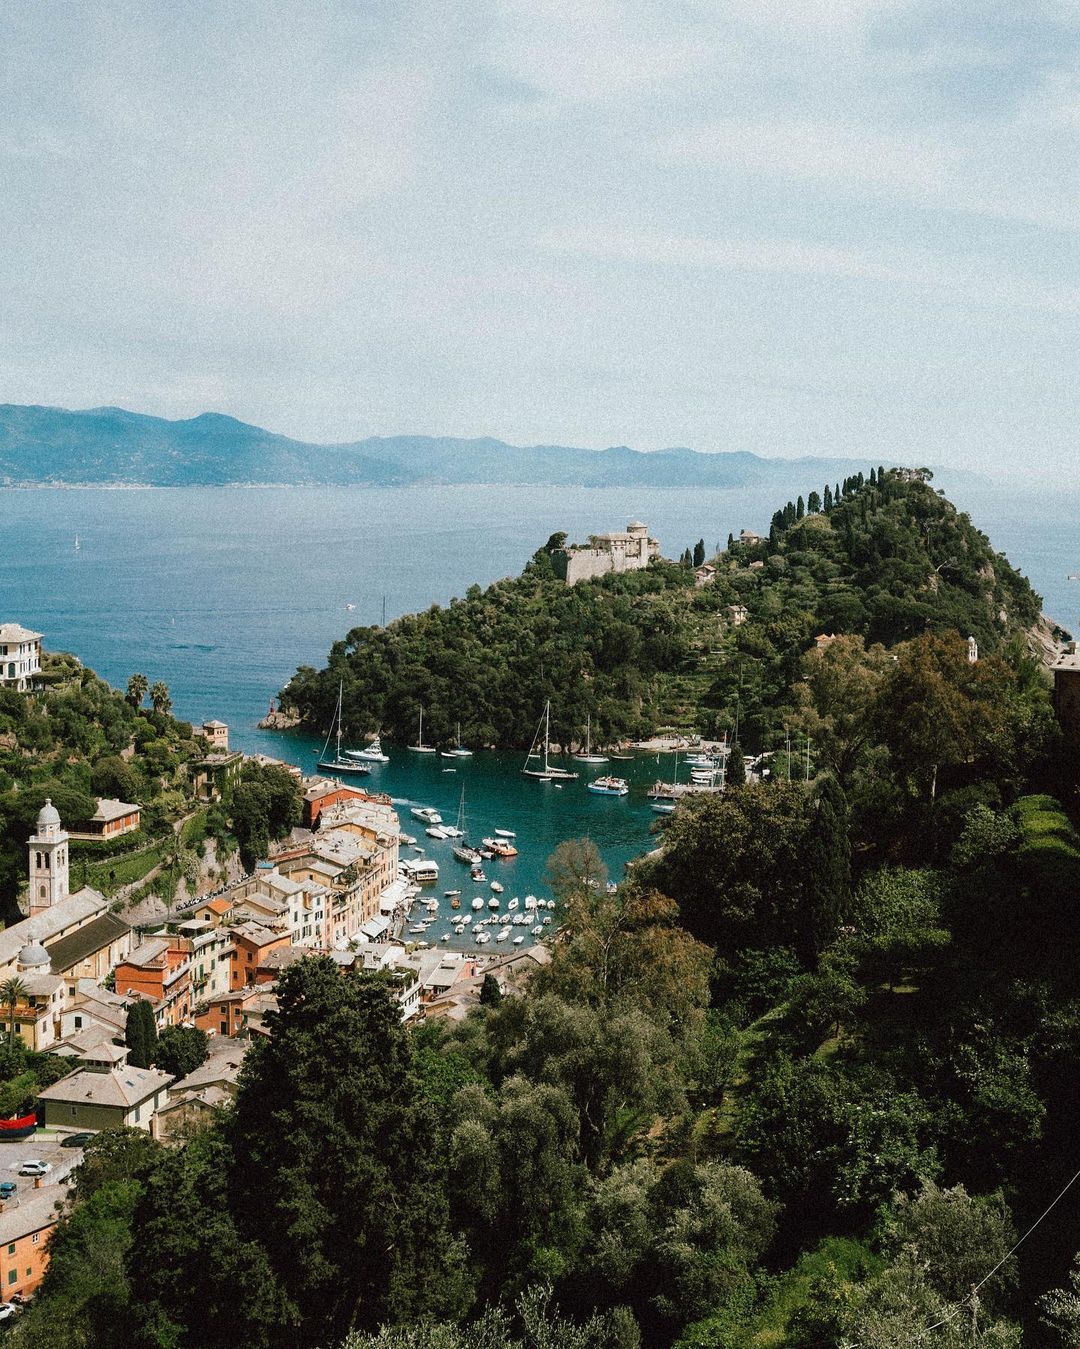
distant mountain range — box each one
[0,404,890,489]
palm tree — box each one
[126,672,149,709]
[0,978,29,1047]
[149,681,172,716]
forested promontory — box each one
[283,468,1050,753]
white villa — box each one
[0,623,42,690]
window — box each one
[6,1244,13,1256]
[31,1235,38,1245]
[70,1107,76,1117]
[6,1269,14,1285]
[74,1016,82,1029]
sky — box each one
[1,2,1079,478]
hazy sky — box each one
[2,2,1078,475]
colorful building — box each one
[0,1189,59,1299]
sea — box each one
[1,475,1075,938]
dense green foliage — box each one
[284,472,1045,751]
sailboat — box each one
[522,701,579,781]
[450,721,473,757]
[317,681,371,775]
[74,533,81,551]
[408,706,436,753]
[442,786,466,839]
[572,712,608,764]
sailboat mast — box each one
[544,701,551,773]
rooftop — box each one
[0,623,43,644]
[0,888,108,971]
[46,911,131,975]
[37,1063,172,1109]
[90,798,140,823]
[0,1188,61,1244]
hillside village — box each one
[0,645,542,1304]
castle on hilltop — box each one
[553,521,661,586]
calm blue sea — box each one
[1,476,1074,924]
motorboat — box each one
[450,896,461,909]
[445,888,461,897]
[507,897,520,911]
[411,807,443,825]
[522,701,580,781]
[488,896,501,909]
[470,867,487,883]
[471,896,485,910]
[494,828,516,839]
[524,895,537,910]
[490,881,504,894]
[496,927,511,941]
[531,924,543,936]
[408,707,437,753]
[317,680,373,776]
[482,836,518,857]
[651,802,676,815]
[587,775,629,796]
[513,935,524,945]
[453,845,481,865]
[347,735,390,763]
[426,825,451,839]
[542,915,553,925]
[572,713,609,764]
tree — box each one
[726,533,735,551]
[479,973,503,1007]
[0,976,28,1047]
[692,539,705,567]
[1040,1255,1080,1346]
[796,495,805,520]
[148,681,172,716]
[124,1000,158,1070]
[154,1025,208,1080]
[90,755,142,803]
[726,743,746,787]
[546,839,608,907]
[807,490,821,514]
[801,775,851,958]
[126,673,148,709]
[227,958,468,1342]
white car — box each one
[18,1160,49,1177]
[0,1303,17,1320]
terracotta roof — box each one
[46,911,131,975]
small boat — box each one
[587,775,629,796]
[531,924,543,936]
[441,933,451,942]
[507,897,520,911]
[494,828,516,839]
[470,868,487,883]
[408,924,427,934]
[445,888,461,897]
[399,833,416,845]
[442,825,465,839]
[426,825,451,839]
[522,701,580,781]
[573,713,609,764]
[408,707,437,753]
[454,845,481,865]
[514,935,524,945]
[482,836,518,857]
[450,896,461,909]
[426,899,439,913]
[448,721,473,757]
[476,932,490,945]
[471,896,485,910]
[651,802,676,815]
[348,735,390,763]
[609,753,634,761]
[442,767,457,773]
[490,881,504,894]
[542,915,552,925]
[496,927,511,941]
[317,680,373,775]
[411,807,443,825]
[439,750,458,759]
[488,896,501,909]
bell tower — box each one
[28,799,69,917]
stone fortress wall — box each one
[553,522,661,586]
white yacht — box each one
[522,701,579,781]
[347,735,390,763]
[411,806,443,825]
[572,713,609,764]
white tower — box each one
[28,799,69,917]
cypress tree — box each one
[768,522,780,551]
[802,775,851,960]
[796,495,805,520]
[869,467,877,486]
[824,485,833,511]
[835,482,841,502]
[727,743,746,787]
[771,509,785,533]
[125,1000,158,1070]
[693,539,705,567]
[726,532,735,551]
[807,490,821,514]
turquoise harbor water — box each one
[1,476,1076,914]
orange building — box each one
[114,937,193,1026]
[302,780,390,830]
[196,985,277,1038]
[229,923,291,991]
[0,1188,59,1299]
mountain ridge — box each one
[0,402,915,489]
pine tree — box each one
[796,495,805,520]
[693,539,705,567]
[727,743,746,787]
[869,467,877,486]
[125,1000,158,1070]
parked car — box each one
[17,1161,48,1177]
[0,1182,16,1199]
[0,1304,17,1321]
[60,1132,94,1149]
